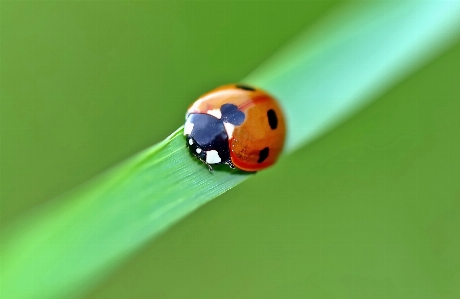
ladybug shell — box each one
[187,84,286,172]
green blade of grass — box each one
[247,1,460,152]
[1,128,251,299]
[1,2,460,299]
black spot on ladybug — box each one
[267,109,278,130]
[220,103,245,126]
[258,147,269,163]
[235,84,256,91]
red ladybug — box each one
[184,84,286,172]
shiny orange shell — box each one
[187,84,286,171]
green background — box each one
[1,1,459,298]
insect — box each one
[184,84,286,172]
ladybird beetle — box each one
[184,84,286,172]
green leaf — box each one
[1,2,460,299]
[1,127,251,299]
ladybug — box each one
[184,84,286,172]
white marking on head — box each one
[206,150,221,164]
[188,139,194,145]
[207,109,222,119]
[184,122,194,135]
[223,122,235,139]
[196,148,202,154]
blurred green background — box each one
[1,1,459,299]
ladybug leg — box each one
[196,155,213,172]
[225,159,236,169]
[205,161,214,172]
[196,156,213,172]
